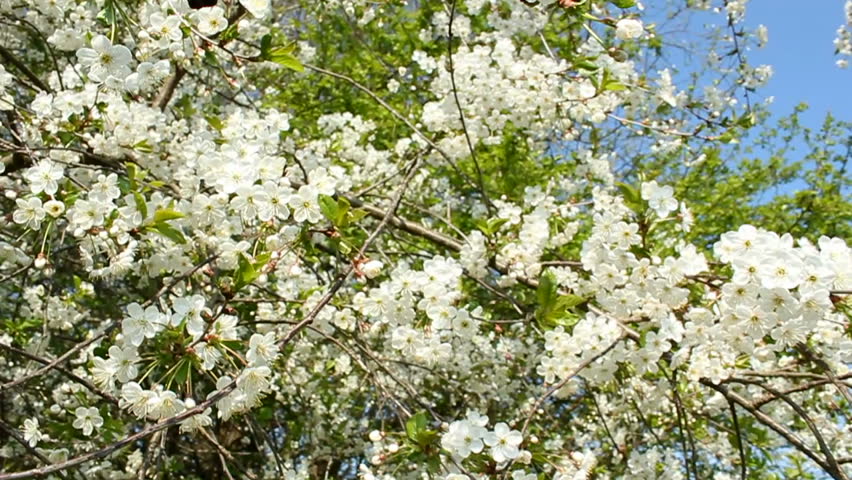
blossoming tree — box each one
[0,0,850,479]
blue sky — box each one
[639,0,850,199]
[645,0,850,123]
[741,1,851,199]
[744,0,850,124]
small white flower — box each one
[641,180,678,218]
[361,259,384,279]
[615,18,644,40]
[13,197,46,229]
[43,200,66,218]
[72,407,104,436]
[484,422,523,463]
[179,398,213,433]
[240,0,270,18]
[246,332,279,366]
[148,13,183,42]
[122,303,167,347]
[24,160,64,195]
[288,185,322,224]
[195,6,228,35]
[237,366,272,402]
[76,35,132,82]
[108,345,140,383]
[125,60,171,93]
[22,418,44,447]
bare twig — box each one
[0,343,118,404]
[701,380,844,480]
[728,399,748,480]
[304,63,485,197]
[0,420,70,480]
[0,44,50,92]
[445,0,493,212]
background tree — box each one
[0,0,849,479]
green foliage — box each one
[260,34,304,72]
[535,272,584,330]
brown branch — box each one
[308,325,413,418]
[304,63,486,197]
[749,381,848,480]
[0,332,108,392]
[700,379,845,480]
[497,336,624,480]
[0,420,69,480]
[152,5,246,111]
[723,374,852,410]
[347,193,464,252]
[0,381,238,480]
[0,256,216,392]
[0,44,50,92]
[278,160,421,348]
[154,67,186,111]
[0,343,118,405]
[445,0,493,212]
[520,336,624,436]
[728,398,748,480]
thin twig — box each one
[304,63,485,197]
[728,399,748,480]
[0,420,70,480]
[445,0,493,212]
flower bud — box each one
[34,255,48,269]
[361,259,383,279]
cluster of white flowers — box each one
[441,412,525,464]
[835,0,852,68]
[0,0,848,478]
[419,30,636,158]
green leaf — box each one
[554,294,586,311]
[266,48,304,72]
[204,49,219,67]
[347,208,369,224]
[218,23,240,43]
[205,115,224,131]
[477,217,509,236]
[133,139,153,153]
[548,312,581,329]
[717,129,740,144]
[153,208,186,223]
[336,197,351,225]
[535,272,559,324]
[604,80,627,91]
[172,358,192,386]
[405,412,428,442]
[234,253,260,291]
[126,162,139,189]
[617,182,642,209]
[610,0,636,7]
[151,222,187,244]
[336,239,352,255]
[260,34,273,57]
[234,252,270,291]
[536,273,586,330]
[318,194,339,225]
[97,1,116,26]
[405,412,437,449]
[574,60,600,71]
[133,192,148,220]
[260,39,304,72]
